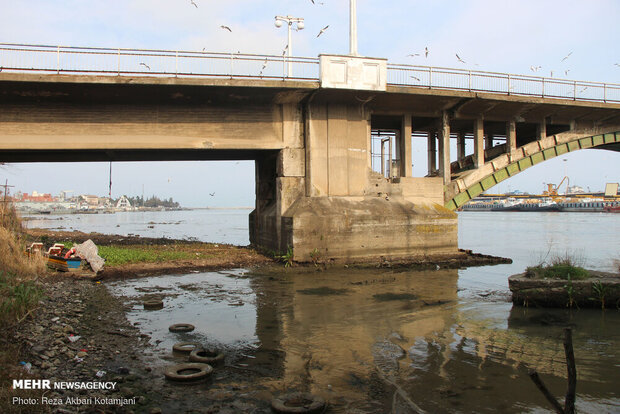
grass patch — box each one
[98,245,195,266]
[0,272,43,325]
[526,253,590,280]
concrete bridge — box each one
[1,44,619,262]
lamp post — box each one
[349,0,358,56]
[275,15,304,77]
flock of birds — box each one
[130,0,620,81]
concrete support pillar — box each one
[456,132,466,161]
[439,111,451,184]
[536,120,547,140]
[474,117,485,168]
[506,119,517,153]
[427,130,437,175]
[400,114,412,177]
[485,133,493,150]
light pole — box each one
[349,0,358,56]
[275,15,304,77]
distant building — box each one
[78,194,100,209]
[19,191,55,202]
[115,195,132,210]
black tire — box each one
[172,342,201,354]
[164,363,213,382]
[188,348,225,365]
[271,393,327,414]
[168,323,195,333]
[143,299,164,310]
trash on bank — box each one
[19,361,32,373]
[68,335,81,343]
[74,239,105,273]
[96,370,106,378]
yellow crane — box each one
[542,176,570,200]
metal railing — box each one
[1,43,619,103]
[387,64,620,103]
[0,43,320,81]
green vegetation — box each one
[277,246,294,268]
[591,280,608,309]
[122,194,180,209]
[526,253,590,281]
[0,272,43,324]
[98,245,195,266]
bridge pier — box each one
[250,98,458,263]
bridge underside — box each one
[1,74,619,262]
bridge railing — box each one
[1,43,619,103]
[386,64,620,103]
[0,43,320,81]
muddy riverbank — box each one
[5,276,291,413]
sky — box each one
[1,0,619,207]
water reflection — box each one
[109,267,620,413]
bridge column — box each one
[400,114,412,177]
[506,119,517,154]
[485,133,494,150]
[536,120,546,140]
[427,130,437,175]
[438,111,451,184]
[474,117,484,168]
[456,132,466,162]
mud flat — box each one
[509,271,620,308]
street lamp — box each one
[275,15,304,77]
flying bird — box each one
[564,69,570,76]
[209,192,215,197]
[407,53,420,57]
[561,51,572,62]
[425,47,429,58]
[410,76,421,81]
[614,63,620,67]
[317,25,329,38]
[579,86,588,93]
[550,70,554,77]
[139,62,150,70]
[530,65,541,72]
[190,0,198,8]
[282,44,289,56]
[220,25,232,32]
[455,53,466,64]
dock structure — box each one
[1,44,619,262]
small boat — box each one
[26,243,83,272]
[604,204,620,213]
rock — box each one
[77,351,87,358]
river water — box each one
[27,210,620,412]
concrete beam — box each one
[536,120,547,141]
[474,117,484,168]
[485,133,494,150]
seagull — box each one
[282,44,288,56]
[550,70,554,77]
[209,192,215,197]
[220,25,232,32]
[614,63,620,67]
[410,75,421,81]
[579,86,588,93]
[530,65,541,72]
[407,53,420,57]
[455,53,466,64]
[317,25,329,38]
[190,0,198,8]
[139,62,150,70]
[259,58,268,76]
[425,47,429,58]
[561,51,572,62]
[564,69,570,76]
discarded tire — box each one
[168,323,195,333]
[271,392,327,414]
[188,348,225,365]
[164,363,213,382]
[143,299,164,310]
[172,342,201,354]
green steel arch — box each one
[445,131,620,210]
